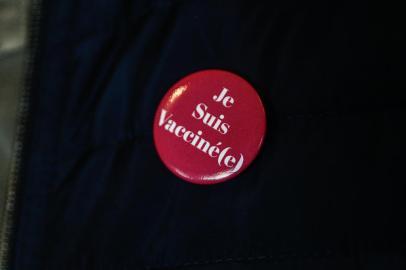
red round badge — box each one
[153,70,266,185]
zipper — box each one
[0,0,44,268]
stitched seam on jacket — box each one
[144,249,337,269]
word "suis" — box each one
[191,88,234,135]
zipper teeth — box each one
[0,0,43,268]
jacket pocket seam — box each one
[145,249,336,269]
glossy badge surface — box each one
[153,70,266,185]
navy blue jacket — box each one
[10,0,406,269]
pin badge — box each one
[153,70,266,184]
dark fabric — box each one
[12,0,406,269]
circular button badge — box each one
[153,70,266,185]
